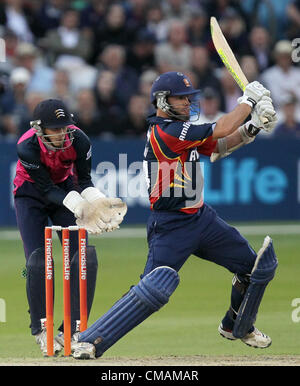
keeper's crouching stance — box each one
[72,72,278,359]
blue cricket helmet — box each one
[150,72,201,121]
[150,71,200,104]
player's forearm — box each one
[211,121,257,162]
[213,104,251,139]
[213,129,244,157]
[222,129,244,150]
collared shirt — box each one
[13,125,93,204]
[143,115,216,213]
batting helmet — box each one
[150,72,201,121]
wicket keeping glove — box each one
[63,190,101,234]
[238,81,270,109]
[81,187,127,232]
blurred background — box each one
[0,0,300,225]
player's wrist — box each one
[245,121,260,137]
[238,95,256,109]
[239,122,259,143]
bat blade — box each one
[210,16,268,125]
[210,16,248,91]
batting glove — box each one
[251,96,278,133]
[238,81,270,109]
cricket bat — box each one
[210,16,268,124]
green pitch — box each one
[0,227,299,360]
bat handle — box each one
[260,115,269,125]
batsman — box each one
[72,71,278,359]
[13,99,127,356]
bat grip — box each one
[260,116,269,125]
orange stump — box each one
[45,227,54,356]
[62,228,71,356]
[79,228,87,331]
[44,225,88,356]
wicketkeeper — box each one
[71,72,278,359]
[13,99,127,356]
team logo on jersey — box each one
[179,122,191,141]
[55,109,66,118]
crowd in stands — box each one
[0,0,300,140]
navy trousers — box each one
[143,204,257,277]
[14,179,80,261]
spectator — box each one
[92,3,135,62]
[274,94,300,138]
[194,87,225,124]
[49,69,76,110]
[54,55,98,95]
[14,42,54,94]
[0,28,19,74]
[219,67,242,113]
[119,94,149,137]
[145,3,169,42]
[97,44,139,109]
[17,91,47,134]
[126,28,156,75]
[74,88,103,137]
[0,0,34,43]
[39,8,92,66]
[240,55,259,83]
[139,69,158,97]
[204,0,249,31]
[243,26,272,72]
[0,66,31,138]
[218,7,249,60]
[191,45,222,96]
[33,0,68,38]
[0,66,30,112]
[240,0,292,40]
[93,70,125,136]
[162,0,192,22]
[187,6,210,45]
[138,69,158,115]
[0,113,19,139]
[260,40,300,111]
[80,0,108,30]
[125,0,150,30]
[154,19,192,73]
[286,0,300,40]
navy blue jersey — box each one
[143,115,217,213]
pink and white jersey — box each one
[13,125,93,205]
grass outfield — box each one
[0,225,299,364]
